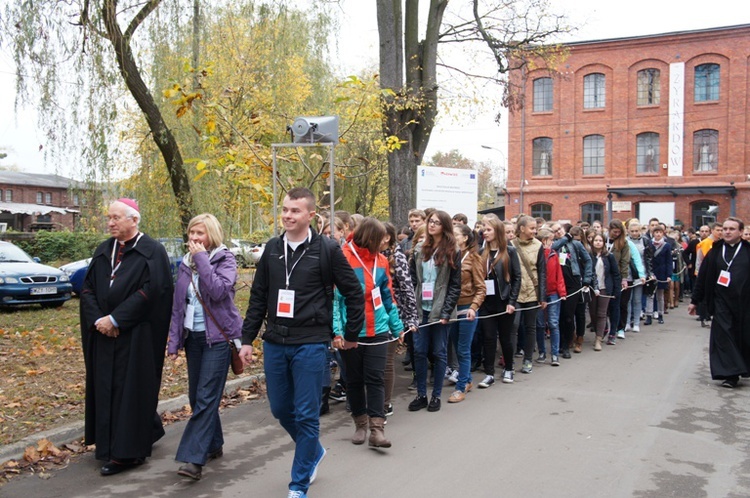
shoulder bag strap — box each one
[191,279,232,344]
[515,242,539,289]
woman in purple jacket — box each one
[167,213,242,481]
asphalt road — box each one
[3,307,749,498]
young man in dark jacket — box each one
[239,187,364,498]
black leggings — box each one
[479,306,515,376]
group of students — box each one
[163,193,739,497]
[313,208,700,438]
[78,194,745,498]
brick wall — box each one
[507,24,750,227]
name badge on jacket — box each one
[277,289,295,318]
[717,270,731,287]
[422,282,434,300]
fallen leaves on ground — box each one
[0,269,259,448]
[0,438,93,484]
[0,380,267,485]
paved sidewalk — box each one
[2,308,749,498]
[0,374,265,464]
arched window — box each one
[691,201,719,228]
[532,137,553,176]
[695,63,720,102]
[531,203,552,221]
[583,135,605,175]
[636,132,660,173]
[693,129,718,172]
[533,77,553,112]
[583,73,606,109]
[637,69,660,106]
[581,203,604,225]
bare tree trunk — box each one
[102,0,194,232]
[377,0,446,225]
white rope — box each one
[343,261,690,347]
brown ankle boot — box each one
[593,336,602,351]
[368,417,391,448]
[351,414,368,445]
[573,335,583,353]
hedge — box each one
[11,231,107,264]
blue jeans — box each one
[414,310,449,398]
[449,305,478,392]
[264,341,327,493]
[627,284,643,325]
[176,331,231,465]
[536,294,561,356]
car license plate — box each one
[30,287,56,295]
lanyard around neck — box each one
[283,229,311,289]
[722,242,742,271]
[348,242,378,281]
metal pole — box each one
[328,144,335,217]
[519,67,527,216]
[272,145,279,237]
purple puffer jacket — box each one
[167,248,242,354]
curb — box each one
[0,373,265,465]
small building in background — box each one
[0,172,88,231]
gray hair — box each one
[111,201,141,226]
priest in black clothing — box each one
[689,217,750,389]
[80,198,174,475]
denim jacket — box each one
[167,248,242,353]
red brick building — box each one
[0,172,87,231]
[506,24,750,228]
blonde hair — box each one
[188,213,224,250]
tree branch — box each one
[124,0,162,40]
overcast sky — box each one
[1,0,748,179]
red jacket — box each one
[544,248,567,297]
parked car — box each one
[249,242,265,266]
[156,238,185,281]
[59,257,91,295]
[59,238,185,295]
[0,241,73,308]
[228,239,254,268]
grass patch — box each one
[0,268,261,447]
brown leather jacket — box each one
[457,251,487,310]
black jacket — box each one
[591,252,621,296]
[242,231,365,344]
[479,245,522,308]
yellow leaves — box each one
[162,84,181,99]
[162,81,203,118]
[374,135,407,154]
